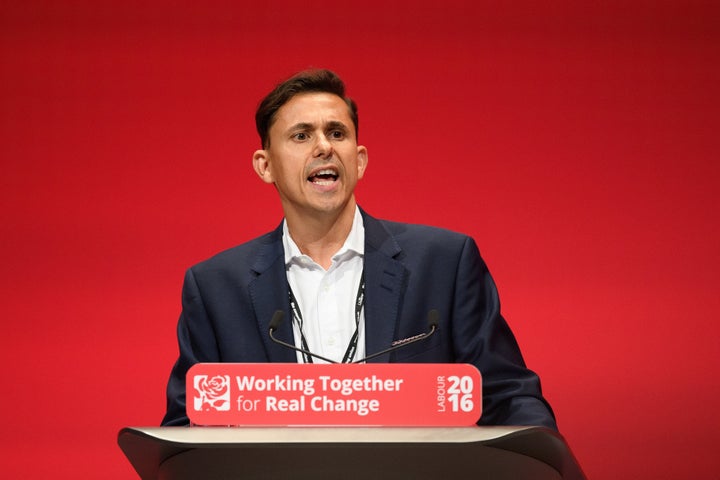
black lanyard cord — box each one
[287,272,365,364]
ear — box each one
[356,145,368,180]
[252,149,275,184]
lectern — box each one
[118,426,585,479]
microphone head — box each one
[269,310,285,332]
[427,309,440,329]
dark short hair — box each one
[255,69,359,148]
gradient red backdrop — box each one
[2,1,719,478]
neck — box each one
[285,201,357,270]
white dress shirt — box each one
[283,207,366,363]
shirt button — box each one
[327,337,337,346]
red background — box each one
[1,1,718,478]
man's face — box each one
[253,92,368,219]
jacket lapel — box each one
[248,211,407,364]
[361,211,408,363]
[248,224,297,363]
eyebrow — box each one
[287,120,349,133]
[288,122,314,132]
[326,121,349,132]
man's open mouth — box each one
[307,168,339,185]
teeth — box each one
[308,168,338,184]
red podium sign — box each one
[187,363,482,426]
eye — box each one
[329,130,345,140]
[293,132,308,141]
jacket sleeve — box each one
[452,236,557,430]
[161,268,220,426]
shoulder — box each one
[189,226,282,277]
[368,213,473,246]
[379,217,470,242]
[363,211,479,260]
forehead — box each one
[272,92,353,131]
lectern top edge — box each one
[120,425,538,446]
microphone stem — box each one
[352,326,436,364]
[268,328,339,364]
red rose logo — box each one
[193,375,231,411]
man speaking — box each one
[161,69,556,430]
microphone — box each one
[352,309,439,364]
[268,310,339,364]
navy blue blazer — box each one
[162,210,556,429]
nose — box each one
[313,134,333,158]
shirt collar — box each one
[283,206,365,266]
